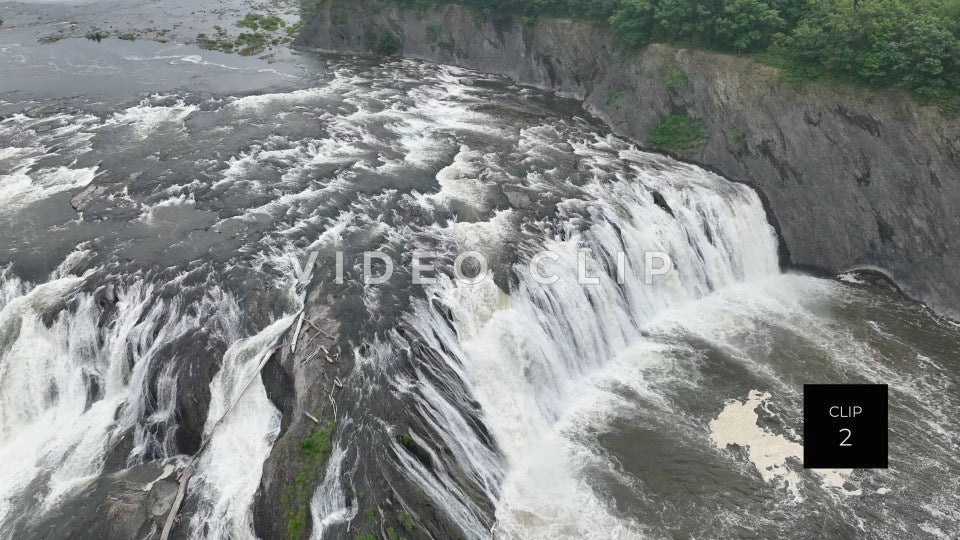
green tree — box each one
[715,0,784,53]
[653,0,720,45]
[608,0,656,46]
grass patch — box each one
[749,49,825,90]
[331,10,348,26]
[917,88,960,118]
[604,87,623,105]
[198,35,235,53]
[235,31,268,55]
[283,414,335,540]
[286,20,306,37]
[301,0,325,20]
[409,0,442,15]
[648,115,709,154]
[397,513,415,532]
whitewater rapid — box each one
[2,55,959,540]
[331,136,780,537]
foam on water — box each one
[0,165,98,212]
[0,257,254,532]
[709,390,857,499]
[0,112,99,216]
[107,95,197,138]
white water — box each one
[0,266,243,531]
[453,171,777,538]
[0,112,99,216]
[188,303,301,539]
[8,58,952,539]
[334,137,781,538]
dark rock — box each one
[160,328,225,455]
[17,464,178,539]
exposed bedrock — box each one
[298,0,960,318]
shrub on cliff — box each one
[375,28,402,54]
[648,114,709,153]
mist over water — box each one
[0,23,958,540]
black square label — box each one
[803,384,888,468]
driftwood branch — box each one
[159,467,194,540]
[290,312,306,353]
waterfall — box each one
[0,267,243,530]
[0,258,303,538]
[188,298,302,539]
[318,146,780,538]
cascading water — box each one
[189,305,302,539]
[2,43,959,539]
[0,266,242,532]
[320,144,781,538]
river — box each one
[1,1,958,538]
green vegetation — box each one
[396,0,444,14]
[287,21,306,36]
[85,31,109,42]
[397,513,415,533]
[198,34,235,53]
[647,114,709,153]
[395,0,959,111]
[302,0,326,20]
[238,13,287,32]
[283,414,335,540]
[604,87,623,104]
[426,24,442,42]
[198,12,292,56]
[235,31,268,55]
[117,33,137,41]
[665,68,688,91]
[375,28,401,54]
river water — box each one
[1,2,959,539]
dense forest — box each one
[393,0,960,107]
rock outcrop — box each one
[298,0,960,317]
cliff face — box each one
[298,0,960,317]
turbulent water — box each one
[1,14,959,540]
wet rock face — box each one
[254,298,347,540]
[166,329,227,456]
[298,0,960,318]
[17,465,178,539]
